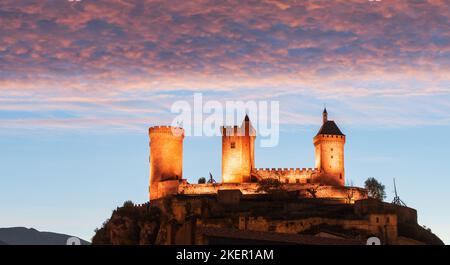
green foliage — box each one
[198,177,206,184]
[364,177,386,201]
[257,178,285,194]
[91,219,111,244]
[123,200,134,207]
[92,203,162,245]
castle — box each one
[93,109,443,245]
[93,108,444,245]
[148,108,367,202]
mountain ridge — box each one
[0,227,90,245]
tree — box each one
[306,187,318,198]
[123,200,134,207]
[257,178,284,193]
[198,177,206,184]
[364,177,386,201]
[257,178,289,200]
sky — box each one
[0,0,449,243]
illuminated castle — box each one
[148,109,366,201]
[92,108,442,246]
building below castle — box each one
[148,109,367,202]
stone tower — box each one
[148,126,184,200]
[313,108,346,186]
[221,115,256,183]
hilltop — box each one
[92,192,443,245]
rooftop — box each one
[316,120,345,136]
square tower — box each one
[221,115,256,183]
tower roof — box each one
[316,120,344,136]
[244,114,250,122]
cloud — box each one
[0,0,449,131]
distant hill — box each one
[0,227,90,245]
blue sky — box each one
[0,0,449,243]
[1,123,450,243]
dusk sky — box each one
[0,0,449,243]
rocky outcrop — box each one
[92,201,161,245]
[92,197,444,245]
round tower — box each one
[313,109,345,186]
[148,126,184,200]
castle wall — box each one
[354,199,417,224]
[305,185,367,202]
[178,182,368,201]
[179,182,260,195]
[240,214,397,244]
[314,134,345,186]
[158,180,180,199]
[149,126,184,200]
[252,168,319,184]
[367,214,398,244]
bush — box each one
[198,177,206,184]
[123,200,134,207]
[257,178,284,193]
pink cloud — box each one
[0,0,448,130]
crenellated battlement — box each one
[253,168,319,175]
[314,134,346,140]
[149,126,184,137]
[252,167,321,184]
[133,202,150,208]
[221,125,256,137]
